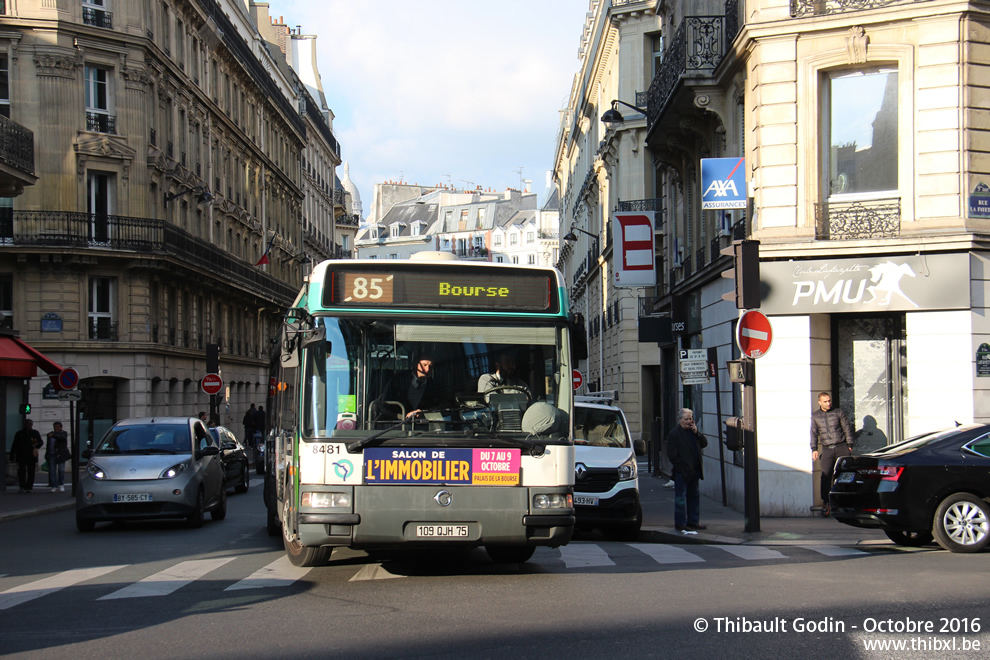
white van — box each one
[573,393,646,540]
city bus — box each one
[264,252,586,566]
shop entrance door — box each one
[832,314,907,454]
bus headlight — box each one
[618,456,638,481]
[533,493,572,509]
[301,492,351,508]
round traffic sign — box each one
[573,370,583,390]
[201,373,223,395]
[737,310,773,359]
[57,368,80,390]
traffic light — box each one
[20,402,31,414]
[720,239,761,309]
[724,417,744,451]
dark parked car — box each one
[829,424,990,553]
[76,417,226,531]
[209,426,250,494]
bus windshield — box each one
[301,317,571,445]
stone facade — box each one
[0,0,341,454]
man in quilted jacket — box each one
[811,392,854,516]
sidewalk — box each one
[0,479,76,523]
[638,471,890,547]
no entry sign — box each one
[201,373,223,395]
[737,310,773,359]
[573,370,583,390]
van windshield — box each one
[574,407,629,448]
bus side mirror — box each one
[569,313,588,361]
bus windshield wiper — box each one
[346,418,412,452]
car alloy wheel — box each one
[933,493,990,553]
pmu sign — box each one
[701,157,747,210]
[612,212,656,287]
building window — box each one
[494,235,502,247]
[0,55,8,118]
[825,67,898,198]
[526,231,535,243]
[527,254,535,265]
[411,222,420,236]
[511,256,519,264]
[495,256,503,263]
[652,34,664,77]
[88,277,116,340]
[509,233,518,246]
[83,0,112,29]
[85,65,115,133]
[0,273,12,329]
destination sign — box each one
[324,265,557,313]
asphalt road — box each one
[2,483,989,659]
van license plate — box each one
[416,524,468,538]
[574,495,600,506]
[835,472,854,483]
[113,493,152,502]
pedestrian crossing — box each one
[0,541,872,611]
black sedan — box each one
[829,424,990,553]
[209,426,250,494]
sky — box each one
[267,0,591,216]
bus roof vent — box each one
[410,251,459,262]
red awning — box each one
[0,336,64,378]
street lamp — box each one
[164,185,215,206]
[563,225,598,243]
[600,99,648,126]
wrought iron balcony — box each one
[336,213,359,227]
[86,112,116,134]
[647,12,734,125]
[0,114,35,178]
[815,198,901,240]
[89,318,118,341]
[1,211,298,304]
[790,0,932,17]
[83,7,113,29]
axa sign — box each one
[701,157,747,210]
[759,253,970,315]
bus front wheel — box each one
[283,535,332,567]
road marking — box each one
[0,566,127,610]
[800,545,867,557]
[714,546,787,560]
[225,556,312,590]
[98,558,236,600]
[628,543,704,564]
[559,544,615,568]
[349,563,404,581]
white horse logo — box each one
[865,261,918,307]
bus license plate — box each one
[574,495,599,506]
[113,493,152,502]
[416,524,469,538]
[835,472,855,484]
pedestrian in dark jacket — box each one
[811,392,854,516]
[243,404,257,444]
[45,421,70,492]
[10,418,44,493]
[665,408,708,533]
